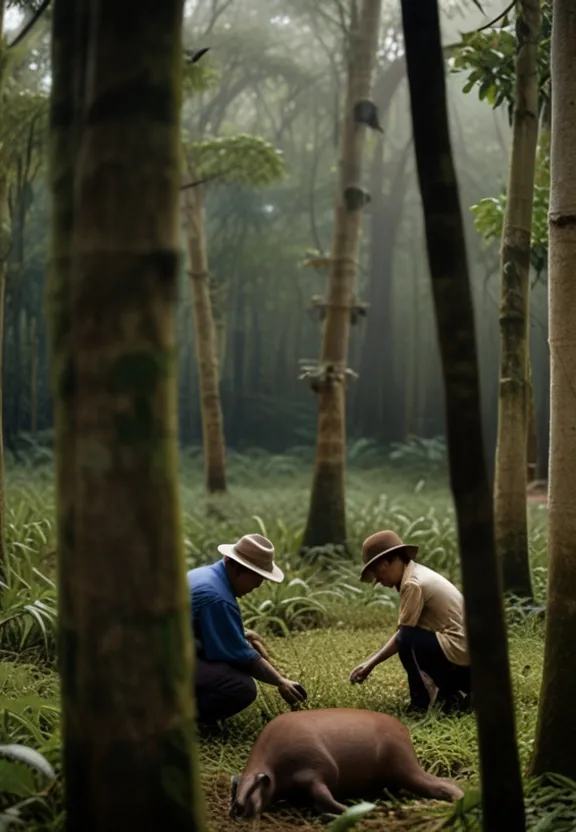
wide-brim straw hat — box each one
[360,529,419,582]
[218,533,284,583]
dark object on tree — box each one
[185,47,210,64]
[354,99,383,132]
[400,1,526,831]
[343,186,370,211]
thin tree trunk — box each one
[526,363,537,483]
[30,315,37,437]
[302,0,383,550]
[49,1,206,828]
[183,182,227,493]
[0,173,8,573]
[494,0,540,601]
[530,0,576,781]
[400,2,526,830]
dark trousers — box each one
[194,656,257,725]
[397,625,471,711]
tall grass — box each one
[0,447,556,830]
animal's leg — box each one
[381,743,463,803]
[402,772,463,802]
[308,781,348,814]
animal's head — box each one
[229,772,272,819]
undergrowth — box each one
[0,447,557,830]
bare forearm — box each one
[368,631,399,667]
[237,656,284,686]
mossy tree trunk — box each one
[183,181,227,493]
[494,0,540,601]
[400,2,526,830]
[302,0,383,550]
[48,0,206,829]
[530,0,576,781]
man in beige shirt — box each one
[349,529,471,714]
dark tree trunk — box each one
[400,2,526,830]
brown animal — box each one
[229,708,463,818]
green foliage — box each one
[0,458,555,830]
[185,134,285,187]
[388,435,447,473]
[470,144,550,274]
[182,60,218,97]
[327,802,376,831]
[450,6,552,123]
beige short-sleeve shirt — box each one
[398,561,469,666]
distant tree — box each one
[182,134,284,493]
[301,0,384,550]
[0,0,46,573]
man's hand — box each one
[277,678,307,705]
[349,661,374,685]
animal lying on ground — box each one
[229,707,463,818]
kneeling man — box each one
[187,533,306,729]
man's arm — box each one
[366,630,400,667]
[198,602,306,703]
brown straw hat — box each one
[360,529,418,582]
[218,533,284,583]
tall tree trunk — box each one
[48,1,206,828]
[46,0,88,824]
[183,182,227,493]
[30,315,37,437]
[400,2,526,830]
[302,0,383,550]
[494,0,540,601]
[526,364,537,483]
[530,0,576,781]
[0,173,8,573]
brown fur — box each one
[230,708,463,818]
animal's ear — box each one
[230,774,240,801]
[255,773,271,789]
[245,772,271,800]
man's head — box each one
[360,530,418,587]
[224,557,265,596]
[218,533,284,597]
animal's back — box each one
[244,708,417,796]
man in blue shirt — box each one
[187,532,306,729]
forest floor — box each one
[2,446,573,831]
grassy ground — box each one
[0,444,565,830]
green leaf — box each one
[0,758,37,797]
[0,744,56,781]
[327,802,376,832]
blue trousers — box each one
[397,625,471,711]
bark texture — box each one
[400,2,526,829]
[494,0,540,600]
[48,1,206,829]
[183,182,227,493]
[530,0,576,781]
[302,0,383,549]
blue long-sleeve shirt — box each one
[186,558,259,664]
